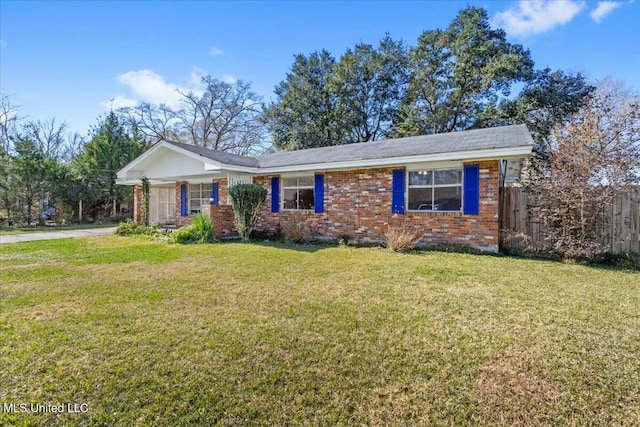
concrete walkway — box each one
[0,227,117,244]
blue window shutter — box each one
[211,183,219,205]
[463,164,480,215]
[271,177,280,213]
[180,183,187,216]
[314,174,324,213]
[392,169,405,214]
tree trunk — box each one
[27,200,32,225]
[3,194,11,224]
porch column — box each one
[133,184,143,224]
[175,181,191,227]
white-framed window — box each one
[407,168,462,212]
[282,177,314,210]
[189,183,212,215]
[227,173,253,204]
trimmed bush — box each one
[115,220,157,237]
[141,176,150,226]
[228,184,267,241]
[171,214,216,244]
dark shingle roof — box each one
[164,124,532,170]
[164,140,260,168]
[256,124,533,168]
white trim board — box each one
[117,140,533,184]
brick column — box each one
[133,184,143,224]
[175,181,192,227]
[211,205,237,237]
[201,204,212,220]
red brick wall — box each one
[133,184,143,224]
[175,160,500,251]
[217,178,229,206]
[174,179,231,231]
[175,181,192,227]
[202,204,237,238]
[197,178,238,238]
[402,160,499,250]
[253,160,500,251]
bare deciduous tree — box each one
[127,76,268,155]
[60,132,86,163]
[22,117,69,160]
[177,77,265,154]
[530,78,640,258]
[128,102,179,144]
[0,94,21,152]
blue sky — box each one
[1,0,639,136]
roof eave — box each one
[118,140,534,179]
[253,145,533,174]
[117,140,226,180]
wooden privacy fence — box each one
[499,187,640,254]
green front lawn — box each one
[1,237,638,426]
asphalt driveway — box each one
[0,227,117,244]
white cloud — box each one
[188,67,207,89]
[101,95,138,110]
[493,0,586,37]
[221,74,237,84]
[209,47,223,56]
[114,70,185,108]
[590,1,624,23]
[105,68,243,110]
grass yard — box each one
[1,236,639,426]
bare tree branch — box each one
[22,117,69,159]
[0,94,22,153]
[529,78,640,259]
[129,77,268,155]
